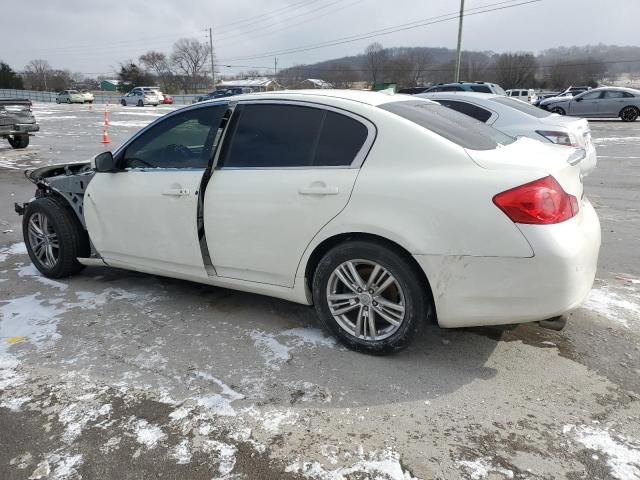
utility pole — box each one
[274,57,278,77]
[454,0,465,82]
[209,27,216,89]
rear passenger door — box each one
[204,101,375,287]
[599,90,633,117]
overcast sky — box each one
[2,0,639,78]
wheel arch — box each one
[302,231,437,323]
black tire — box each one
[121,99,126,106]
[8,135,29,149]
[67,98,71,104]
[312,240,432,355]
[137,100,144,107]
[620,106,639,122]
[550,106,565,115]
[23,196,90,278]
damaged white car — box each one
[16,91,601,354]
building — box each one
[295,79,333,89]
[99,80,120,92]
[216,78,282,92]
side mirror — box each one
[93,151,118,173]
[575,97,582,102]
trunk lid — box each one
[542,114,592,149]
[465,137,584,200]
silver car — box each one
[541,87,640,122]
[56,90,84,104]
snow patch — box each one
[0,242,27,262]
[16,263,68,290]
[202,440,237,477]
[457,458,514,479]
[565,424,640,480]
[194,371,244,417]
[250,327,336,369]
[130,418,166,449]
[584,284,640,327]
[171,439,192,465]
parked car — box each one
[397,87,429,95]
[121,87,162,107]
[540,87,640,121]
[533,92,561,107]
[0,98,39,149]
[196,88,249,103]
[162,94,174,105]
[420,91,596,174]
[56,90,84,104]
[15,91,600,354]
[80,90,95,104]
[506,88,537,104]
[421,81,507,95]
[538,91,579,107]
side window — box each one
[441,86,464,92]
[315,111,369,166]
[437,100,493,123]
[622,91,635,98]
[220,104,370,168]
[605,90,634,99]
[581,91,603,100]
[121,105,227,169]
[470,85,492,93]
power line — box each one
[218,0,541,62]
[213,0,318,34]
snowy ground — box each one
[0,104,639,479]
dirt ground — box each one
[0,103,639,480]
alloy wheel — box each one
[27,212,59,268]
[326,260,406,341]
[621,107,638,122]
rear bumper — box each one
[0,123,39,135]
[581,143,597,175]
[415,198,601,328]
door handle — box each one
[298,185,339,196]
[162,188,190,196]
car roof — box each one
[204,89,433,107]
[419,91,503,101]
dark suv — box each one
[420,81,507,95]
[0,98,39,149]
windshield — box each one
[490,96,552,118]
[68,90,78,94]
[379,100,515,151]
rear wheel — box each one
[312,241,431,355]
[66,98,71,104]
[121,99,126,106]
[550,106,565,115]
[137,100,144,107]
[23,197,89,278]
[8,135,29,149]
[620,106,639,122]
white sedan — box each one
[17,91,601,354]
[419,91,597,174]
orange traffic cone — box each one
[101,128,110,144]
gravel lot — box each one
[0,103,639,480]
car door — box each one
[84,103,228,278]
[204,101,375,287]
[568,90,604,116]
[599,90,631,117]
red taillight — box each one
[493,176,579,225]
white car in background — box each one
[120,87,162,107]
[16,91,600,354]
[56,90,84,104]
[80,90,95,104]
[420,92,597,174]
[506,88,537,104]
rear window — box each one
[489,96,552,118]
[493,85,507,95]
[379,100,515,150]
[470,84,492,93]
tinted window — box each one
[579,91,603,100]
[121,105,226,169]
[221,104,369,168]
[604,90,634,99]
[441,85,464,92]
[489,96,552,118]
[380,101,515,150]
[315,111,369,166]
[470,84,492,93]
[436,99,493,123]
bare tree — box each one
[364,42,387,86]
[170,38,211,92]
[493,53,538,88]
[140,50,176,92]
[24,59,52,90]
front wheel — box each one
[23,197,90,278]
[620,106,639,122]
[67,98,71,104]
[312,241,431,355]
[121,99,126,106]
[8,135,29,149]
[137,100,144,107]
[550,106,565,115]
